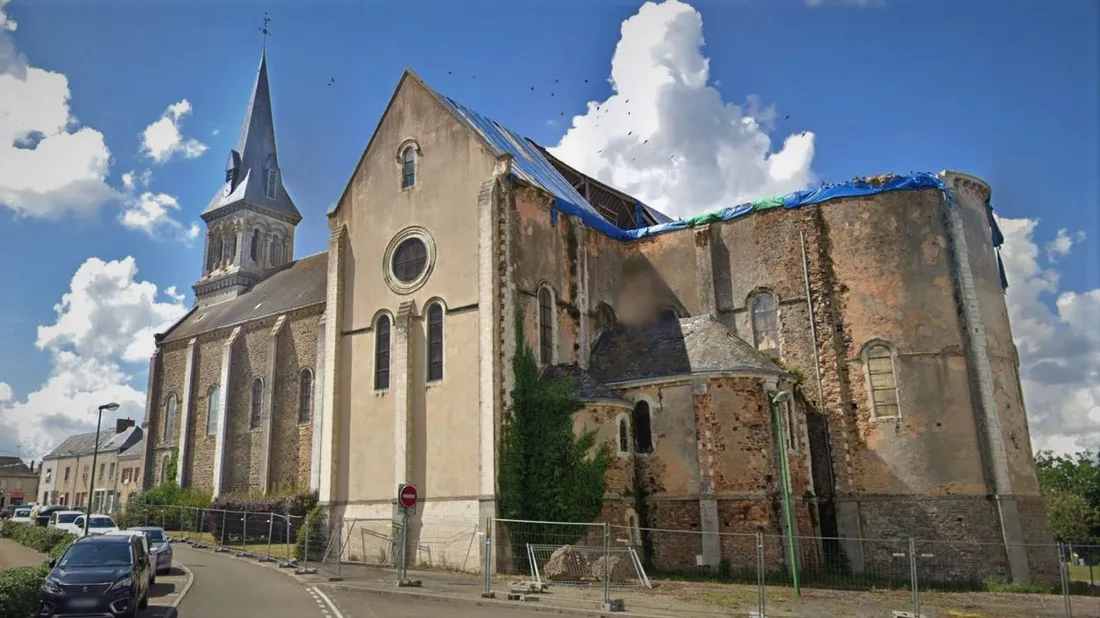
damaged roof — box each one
[159,252,327,343]
[542,364,631,405]
[588,315,786,385]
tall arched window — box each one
[401,147,416,189]
[269,236,282,266]
[161,455,170,484]
[751,292,779,352]
[206,385,221,436]
[864,343,900,419]
[250,229,261,261]
[597,303,616,332]
[632,400,653,454]
[427,303,444,382]
[211,237,223,269]
[375,315,391,390]
[225,230,238,263]
[250,378,264,429]
[538,286,554,365]
[163,393,178,443]
[298,368,313,423]
[618,417,630,455]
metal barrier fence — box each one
[114,505,1100,617]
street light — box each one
[770,390,800,597]
[84,402,119,536]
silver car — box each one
[128,526,173,575]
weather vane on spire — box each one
[259,12,272,51]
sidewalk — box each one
[0,537,46,571]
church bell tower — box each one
[193,50,302,307]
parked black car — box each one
[38,534,151,617]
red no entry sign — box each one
[398,483,418,509]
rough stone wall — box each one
[269,307,322,491]
[184,332,227,494]
[150,342,189,485]
[572,403,634,496]
[224,317,271,494]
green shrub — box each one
[295,506,327,562]
[3,523,76,555]
[0,566,48,618]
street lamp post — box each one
[770,390,801,598]
[84,402,120,536]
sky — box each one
[0,0,1096,461]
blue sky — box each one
[0,0,1097,458]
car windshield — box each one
[59,543,132,568]
[57,513,79,524]
[89,516,115,528]
[142,529,166,543]
[14,509,30,517]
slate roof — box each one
[159,251,327,343]
[203,51,302,223]
[100,426,144,455]
[542,364,631,405]
[588,315,786,385]
[0,456,36,477]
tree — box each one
[1036,450,1100,542]
[498,315,611,530]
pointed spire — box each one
[203,50,301,223]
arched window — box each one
[211,237,223,268]
[625,509,641,545]
[427,303,444,382]
[401,147,416,189]
[632,400,653,454]
[375,315,391,390]
[298,368,313,423]
[160,455,170,484]
[597,303,616,332]
[658,306,680,322]
[864,343,900,419]
[751,292,779,352]
[225,230,237,263]
[269,236,282,266]
[206,385,221,436]
[250,229,261,262]
[207,235,219,271]
[538,286,554,365]
[250,378,264,429]
[163,393,178,443]
[617,417,630,455]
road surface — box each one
[174,544,549,618]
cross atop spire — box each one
[259,12,271,51]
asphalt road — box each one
[172,544,560,618]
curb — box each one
[175,542,311,588]
[170,561,195,609]
[316,581,674,618]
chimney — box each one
[29,460,35,473]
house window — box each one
[250,378,264,429]
[163,393,178,443]
[375,315,391,390]
[250,230,261,261]
[64,467,70,482]
[865,343,900,418]
[266,169,278,199]
[298,368,313,423]
[45,468,52,483]
[207,385,221,436]
[617,417,630,455]
[108,463,115,481]
[401,147,416,189]
[632,401,653,454]
[538,286,554,365]
[427,303,444,382]
[751,292,779,352]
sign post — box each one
[396,484,422,588]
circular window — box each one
[392,238,427,283]
[382,227,436,295]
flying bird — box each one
[328,77,336,86]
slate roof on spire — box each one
[203,50,302,223]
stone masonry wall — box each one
[269,307,322,491]
[186,331,232,493]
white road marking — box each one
[310,586,348,618]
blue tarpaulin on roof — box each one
[428,84,1007,290]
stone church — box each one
[142,51,1055,583]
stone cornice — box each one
[939,169,992,202]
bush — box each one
[205,490,318,546]
[0,566,48,618]
[122,481,212,531]
[294,505,327,562]
[2,523,76,555]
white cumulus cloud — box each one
[140,99,208,164]
[997,216,1100,456]
[119,190,201,245]
[0,257,188,458]
[550,0,817,219]
[0,0,116,219]
[0,381,11,403]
